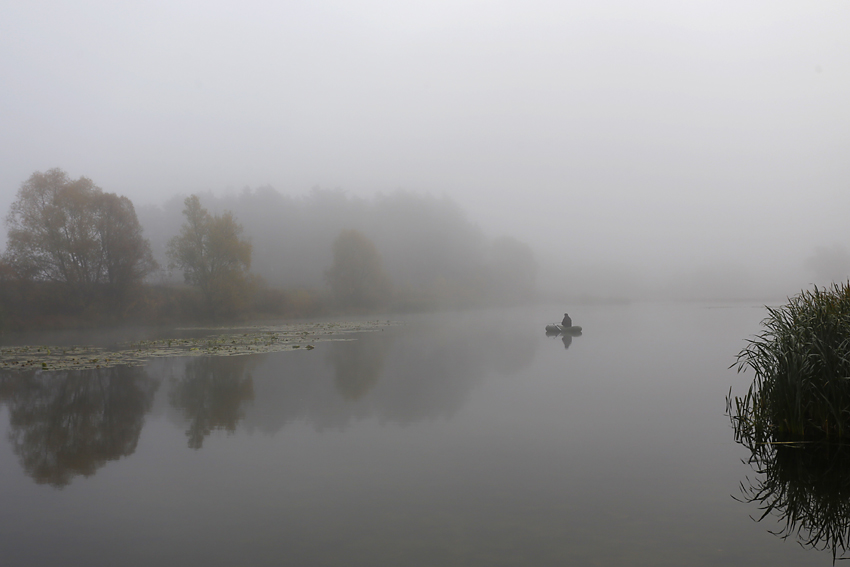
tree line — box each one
[0,169,538,329]
[140,185,539,309]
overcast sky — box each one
[2,1,848,296]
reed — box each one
[730,282,850,446]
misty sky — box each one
[2,1,848,296]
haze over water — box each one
[1,3,848,563]
[2,2,849,300]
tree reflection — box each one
[169,355,255,449]
[330,333,388,400]
[0,366,158,487]
[240,316,542,434]
[736,441,850,563]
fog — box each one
[2,1,849,301]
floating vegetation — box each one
[729,282,850,446]
[0,320,396,372]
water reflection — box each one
[545,327,582,350]
[244,318,540,432]
[169,355,256,449]
[330,333,389,400]
[0,366,158,487]
[737,441,850,562]
[0,314,541,484]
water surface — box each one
[0,304,835,565]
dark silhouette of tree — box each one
[169,355,255,449]
[167,195,252,317]
[1,366,158,487]
[94,192,158,295]
[4,168,156,300]
[325,229,391,310]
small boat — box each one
[545,324,583,335]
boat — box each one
[545,324,582,334]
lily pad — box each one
[0,320,398,372]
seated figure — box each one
[561,313,572,328]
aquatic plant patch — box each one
[0,320,397,372]
[729,282,850,445]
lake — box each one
[0,303,838,565]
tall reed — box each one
[730,282,850,445]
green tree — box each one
[4,168,156,300]
[325,229,391,310]
[167,195,252,317]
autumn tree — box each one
[167,195,252,317]
[4,168,156,300]
[95,192,159,292]
[325,229,391,310]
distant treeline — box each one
[0,170,537,330]
[139,186,538,310]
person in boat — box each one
[561,313,572,328]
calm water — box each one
[0,303,836,565]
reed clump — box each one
[730,282,850,445]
